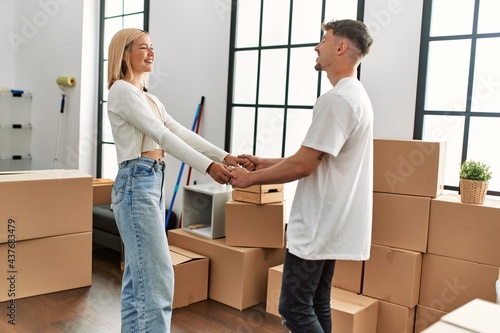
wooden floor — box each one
[0,247,287,333]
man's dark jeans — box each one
[278,250,336,333]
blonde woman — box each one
[107,28,250,332]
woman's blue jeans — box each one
[279,250,336,333]
[112,157,174,333]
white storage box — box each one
[182,183,232,239]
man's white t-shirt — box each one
[286,77,373,260]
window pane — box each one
[291,0,322,45]
[471,37,500,112]
[422,115,465,188]
[261,0,290,46]
[255,108,284,157]
[104,18,123,58]
[477,0,500,34]
[285,108,313,156]
[233,51,258,104]
[124,0,143,14]
[105,0,123,17]
[324,0,358,21]
[288,47,318,106]
[430,0,475,37]
[102,102,114,143]
[235,0,261,48]
[259,49,287,105]
[123,14,144,29]
[468,117,500,192]
[230,107,256,154]
[101,143,119,179]
[103,60,109,101]
[425,40,471,111]
[320,72,331,95]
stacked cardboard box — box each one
[170,183,286,310]
[226,184,285,249]
[362,139,446,333]
[0,169,93,302]
[369,139,500,333]
[417,193,500,331]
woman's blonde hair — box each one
[107,28,149,90]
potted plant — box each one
[459,160,492,204]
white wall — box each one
[362,0,424,139]
[0,0,424,218]
[0,0,15,87]
[148,0,232,215]
[0,0,99,175]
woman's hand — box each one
[207,162,235,184]
[224,154,255,171]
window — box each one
[414,0,500,195]
[96,0,150,178]
[226,0,364,209]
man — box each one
[229,19,374,333]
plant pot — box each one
[460,178,488,204]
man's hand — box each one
[224,154,255,171]
[228,166,253,188]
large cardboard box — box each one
[414,305,447,333]
[266,264,283,317]
[428,193,500,267]
[373,139,446,197]
[421,321,472,332]
[439,298,500,333]
[419,254,499,313]
[170,245,209,309]
[232,184,284,204]
[363,244,422,308]
[93,178,114,206]
[225,200,285,248]
[331,287,379,333]
[332,260,364,294]
[0,169,92,243]
[0,232,92,302]
[373,192,431,252]
[167,229,285,310]
[376,301,415,333]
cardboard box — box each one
[373,139,446,197]
[168,229,285,310]
[372,192,431,252]
[232,184,284,204]
[93,178,114,206]
[363,244,422,308]
[421,321,472,332]
[440,298,500,333]
[0,232,92,302]
[419,254,499,313]
[182,183,232,239]
[414,305,447,333]
[0,169,93,243]
[376,301,415,333]
[428,193,500,267]
[170,245,208,309]
[225,200,285,248]
[332,260,364,294]
[266,264,283,317]
[331,287,379,333]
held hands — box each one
[227,154,262,188]
[224,154,255,171]
[207,162,234,184]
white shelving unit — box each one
[0,91,32,171]
[182,182,233,239]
